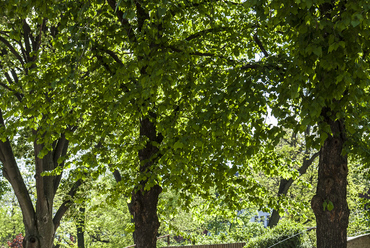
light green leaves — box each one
[323,200,334,212]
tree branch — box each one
[167,45,216,57]
[100,48,124,66]
[53,179,83,232]
[53,134,70,195]
[113,169,122,183]
[0,36,24,66]
[106,0,136,42]
[0,109,35,231]
[185,26,246,42]
[53,134,68,166]
[22,20,33,59]
[253,33,269,57]
[34,18,47,53]
[1,73,23,102]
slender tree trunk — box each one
[311,116,349,248]
[77,207,85,248]
[129,116,163,248]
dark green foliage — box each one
[245,220,309,248]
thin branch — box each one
[0,79,23,102]
[0,36,24,66]
[240,64,260,70]
[253,33,269,57]
[299,152,319,175]
[113,169,122,183]
[23,20,33,58]
[92,47,113,74]
[10,69,19,85]
[167,45,215,56]
[100,48,124,66]
[53,134,68,166]
[184,26,256,41]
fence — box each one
[161,242,246,248]
[124,235,170,248]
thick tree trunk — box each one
[311,117,349,248]
[129,116,163,248]
[130,185,162,248]
[0,110,79,248]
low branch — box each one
[0,109,35,231]
[53,179,83,232]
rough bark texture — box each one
[129,116,163,248]
[0,110,81,248]
[311,116,349,248]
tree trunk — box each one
[311,117,349,248]
[0,110,80,248]
[77,207,85,248]
[129,116,163,248]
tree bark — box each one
[0,110,81,248]
[77,207,85,248]
[311,116,349,248]
[129,116,163,248]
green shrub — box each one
[244,220,309,248]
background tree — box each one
[59,1,283,247]
[252,0,370,247]
[0,2,92,247]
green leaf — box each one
[174,141,184,150]
[312,46,322,57]
[327,200,334,211]
[115,0,122,12]
[306,0,313,8]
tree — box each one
[60,1,278,248]
[54,175,133,248]
[0,2,89,247]
[258,0,370,247]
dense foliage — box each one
[244,220,312,248]
[1,0,370,247]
